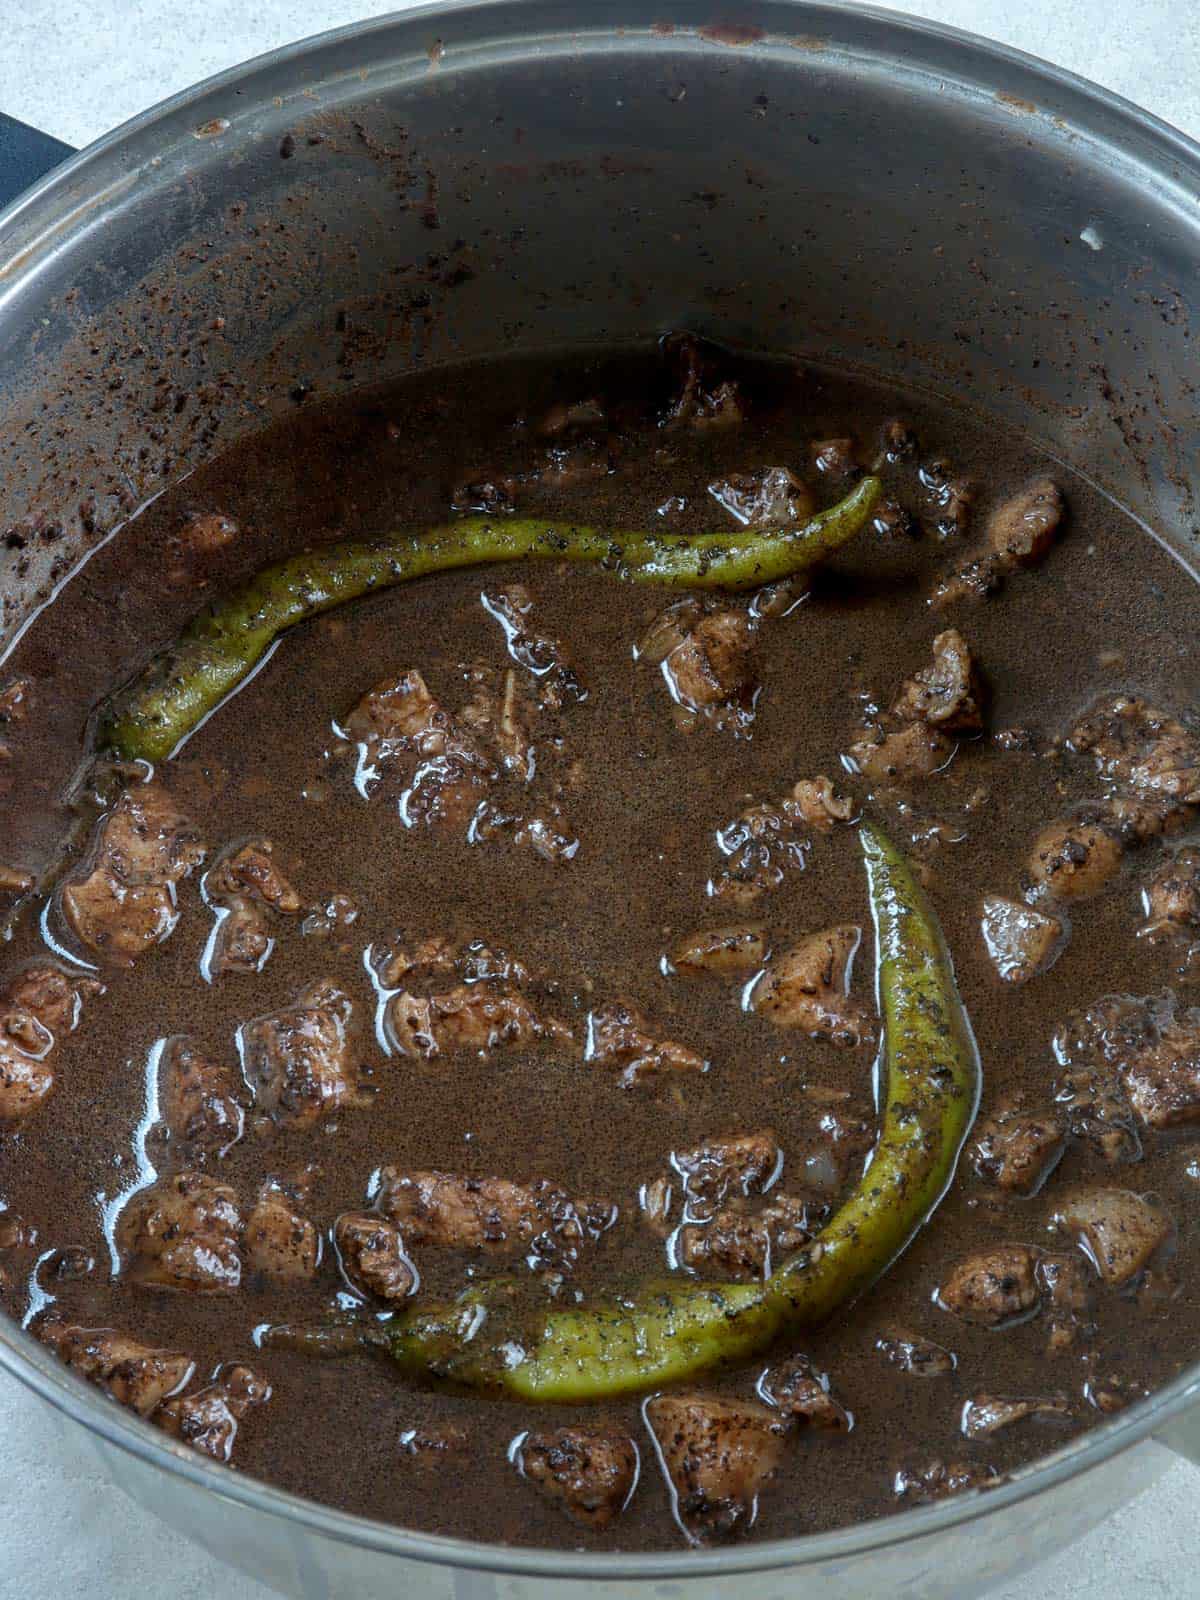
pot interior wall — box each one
[2,5,1198,644]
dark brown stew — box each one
[2,340,1199,1549]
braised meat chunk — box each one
[930,555,1004,610]
[660,334,747,430]
[1053,1066,1141,1164]
[378,935,526,988]
[968,1104,1067,1195]
[960,1393,1071,1439]
[377,1169,615,1266]
[1139,847,1200,943]
[645,1129,809,1274]
[207,899,273,976]
[930,477,1064,607]
[847,629,985,784]
[758,1355,852,1430]
[345,667,470,764]
[669,924,768,978]
[987,478,1065,566]
[119,1172,243,1293]
[244,1180,321,1281]
[37,1321,194,1416]
[88,783,205,884]
[239,981,359,1126]
[1027,816,1123,902]
[919,457,973,538]
[156,1036,245,1158]
[644,1394,789,1544]
[206,838,301,913]
[1054,992,1200,1138]
[671,1130,783,1209]
[707,777,851,903]
[0,964,101,1124]
[156,1365,271,1461]
[586,1000,707,1088]
[1052,1189,1175,1288]
[675,1191,821,1278]
[1121,1013,1200,1130]
[891,629,984,733]
[875,1329,957,1378]
[708,796,807,905]
[461,664,535,780]
[788,777,855,832]
[749,926,873,1047]
[1103,793,1192,846]
[1068,695,1200,804]
[980,896,1065,983]
[665,610,756,714]
[388,983,568,1060]
[61,870,178,966]
[381,935,570,1059]
[847,720,952,787]
[937,1245,1041,1328]
[343,668,492,825]
[61,782,204,966]
[481,581,583,703]
[639,600,758,731]
[334,1212,417,1303]
[204,837,303,978]
[894,1459,1001,1503]
[515,1428,639,1530]
[3,964,97,1037]
[708,466,813,527]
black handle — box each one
[0,113,74,212]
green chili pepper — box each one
[100,477,881,764]
[385,822,980,1401]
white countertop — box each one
[1,3,1198,1596]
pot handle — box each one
[0,113,74,212]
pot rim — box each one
[2,0,1200,1579]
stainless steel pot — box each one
[2,5,1199,1595]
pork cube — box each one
[334,1212,417,1303]
[980,896,1065,983]
[244,1181,320,1281]
[749,926,873,1047]
[644,1394,790,1544]
[239,981,357,1126]
[1053,1189,1174,1287]
[585,1000,707,1088]
[936,1245,1041,1328]
[120,1172,243,1293]
[891,629,983,732]
[968,1104,1067,1195]
[157,1036,245,1157]
[156,1365,270,1461]
[37,1321,194,1416]
[514,1427,638,1531]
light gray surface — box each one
[1,2,1198,1597]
